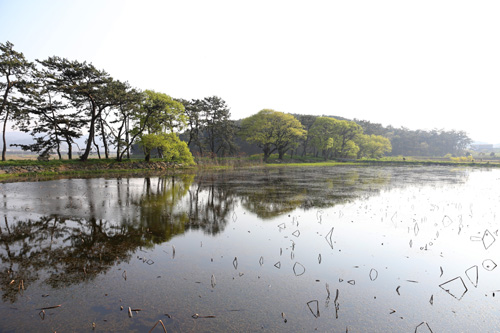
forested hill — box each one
[302,114,471,157]
[354,119,471,157]
[228,114,472,159]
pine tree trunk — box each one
[100,117,109,159]
[1,109,9,161]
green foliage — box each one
[240,109,306,160]
[139,90,186,134]
[138,132,194,164]
[450,155,473,162]
[309,117,337,158]
[171,136,195,165]
[341,140,360,158]
[133,90,191,163]
[356,134,392,158]
[179,96,236,157]
[308,117,363,159]
[357,120,472,156]
[334,120,363,157]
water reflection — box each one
[0,215,148,303]
[0,166,471,304]
[127,175,194,243]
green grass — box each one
[2,155,499,183]
[0,158,130,167]
[266,161,357,167]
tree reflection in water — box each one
[0,166,469,304]
[0,215,146,303]
[0,173,238,301]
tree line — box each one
[0,41,197,163]
[1,41,471,163]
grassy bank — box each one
[1,155,499,182]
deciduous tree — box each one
[240,109,305,161]
[356,134,392,158]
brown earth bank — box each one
[0,161,187,175]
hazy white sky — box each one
[1,0,500,143]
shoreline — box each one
[0,158,498,183]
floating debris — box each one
[192,314,216,319]
[172,245,176,259]
[232,212,237,222]
[326,283,331,298]
[482,259,497,271]
[281,312,287,323]
[440,266,443,277]
[293,262,306,276]
[259,256,264,266]
[389,309,396,314]
[396,286,401,295]
[128,307,133,318]
[211,274,216,288]
[414,223,419,236]
[409,239,413,248]
[37,304,61,310]
[429,295,434,305]
[439,276,468,300]
[38,310,45,320]
[278,223,286,230]
[465,265,478,287]
[442,215,453,227]
[274,262,281,269]
[415,321,433,333]
[317,210,323,223]
[233,257,238,270]
[307,300,320,318]
[391,212,398,227]
[369,269,378,281]
[407,280,419,283]
[292,230,300,237]
[149,319,167,333]
[482,230,496,250]
[334,289,340,319]
[347,280,355,285]
[318,254,322,264]
[325,227,334,249]
[291,251,295,260]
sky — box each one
[1,0,500,143]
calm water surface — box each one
[0,166,499,332]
